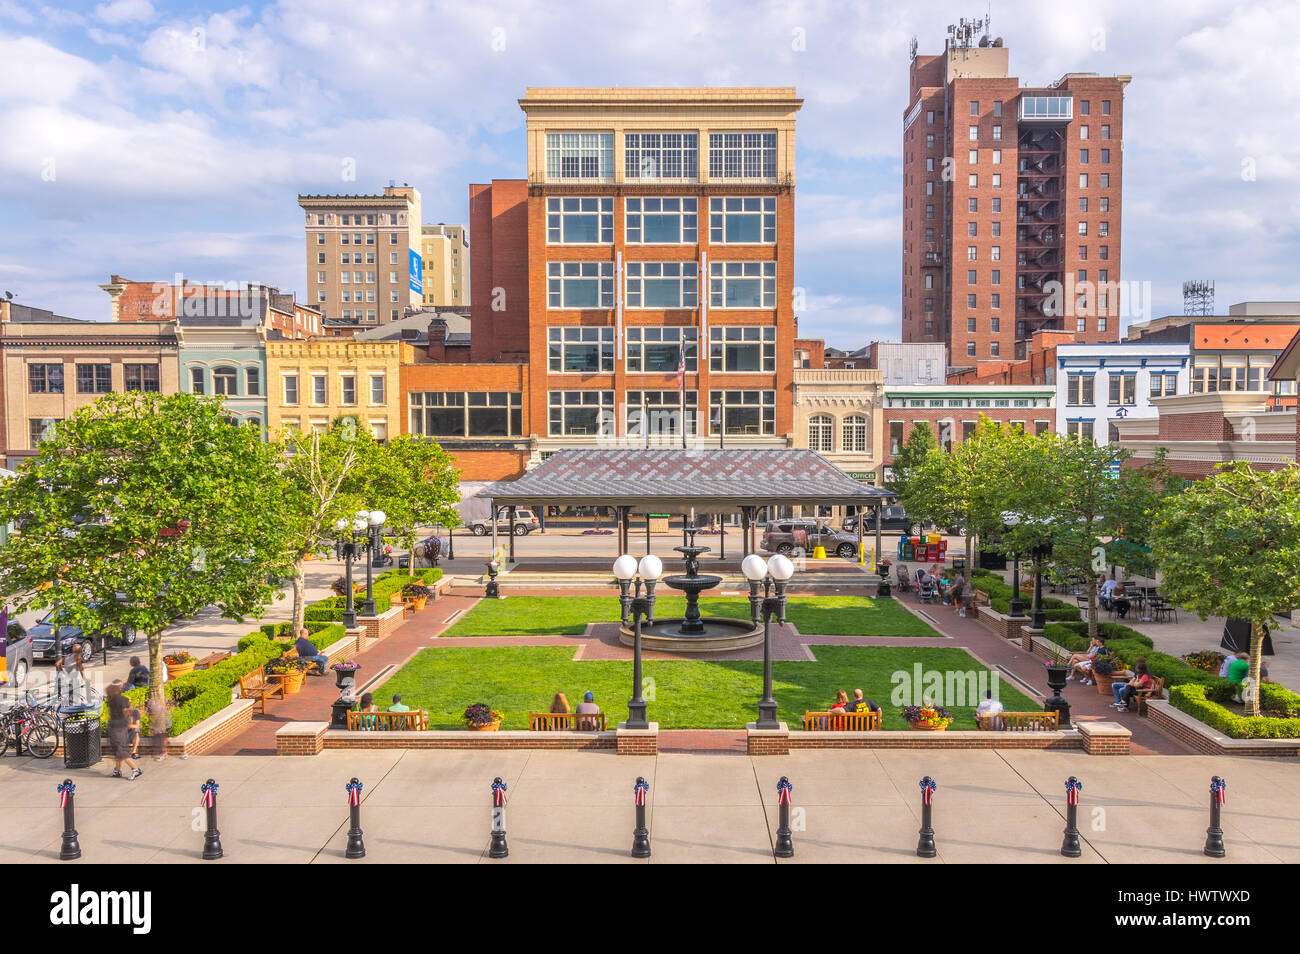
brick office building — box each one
[902,20,1129,364]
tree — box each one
[360,434,461,553]
[1150,463,1300,716]
[887,421,937,501]
[0,392,293,713]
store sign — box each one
[847,471,876,483]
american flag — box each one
[675,347,685,393]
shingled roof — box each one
[478,449,893,509]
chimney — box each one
[427,316,448,362]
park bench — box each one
[527,712,608,731]
[802,710,881,731]
[196,651,232,670]
[238,669,285,714]
[283,646,327,675]
[976,711,1060,731]
[1129,676,1165,716]
[345,710,428,731]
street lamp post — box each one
[613,553,661,730]
[742,553,794,730]
[359,509,386,617]
[1008,551,1026,618]
[1030,542,1051,630]
[333,514,370,628]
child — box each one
[126,703,142,759]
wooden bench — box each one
[196,651,231,670]
[976,711,1060,731]
[345,710,428,731]
[1131,676,1165,716]
[527,712,608,731]
[802,710,881,731]
[237,669,285,714]
[283,646,327,674]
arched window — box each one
[808,414,833,452]
[842,415,868,452]
[213,367,238,396]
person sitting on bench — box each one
[295,628,329,676]
[844,689,879,714]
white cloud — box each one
[94,0,155,26]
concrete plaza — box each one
[3,749,1295,864]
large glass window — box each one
[124,364,159,393]
[76,364,111,394]
[626,327,698,372]
[1067,420,1095,443]
[410,392,465,437]
[546,197,613,244]
[808,414,833,451]
[28,363,64,394]
[1219,356,1247,392]
[709,261,776,308]
[29,417,60,447]
[1191,358,1219,394]
[709,326,776,372]
[889,421,904,455]
[1107,373,1136,405]
[842,415,868,452]
[1066,373,1095,405]
[708,132,777,179]
[213,367,238,396]
[1150,372,1178,398]
[548,326,615,373]
[548,390,615,436]
[410,392,523,438]
[625,262,698,308]
[283,375,298,405]
[370,374,385,404]
[709,389,775,435]
[624,132,698,180]
[627,390,697,437]
[625,197,697,243]
[545,132,613,180]
[340,374,357,405]
[311,374,327,404]
[547,262,614,308]
[190,367,205,394]
[709,196,776,244]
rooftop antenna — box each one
[909,35,918,60]
[1182,280,1215,317]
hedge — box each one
[1169,683,1300,739]
[1041,621,1232,691]
[240,622,345,653]
[972,570,1082,622]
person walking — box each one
[147,693,172,762]
[105,684,142,780]
[55,639,86,706]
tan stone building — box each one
[0,300,179,468]
[792,365,885,521]
[264,338,411,442]
[298,184,424,328]
[420,224,469,308]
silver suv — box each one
[760,520,860,560]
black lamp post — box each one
[333,514,369,628]
[1008,551,1026,618]
[1030,542,1051,630]
[613,553,661,730]
[357,509,386,617]
[742,552,794,730]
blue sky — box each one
[1,0,1298,345]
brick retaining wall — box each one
[1146,700,1300,757]
[167,698,255,757]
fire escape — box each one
[1016,125,1064,336]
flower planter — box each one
[469,720,502,732]
[1095,673,1125,694]
[165,660,195,679]
[907,721,949,731]
[410,596,428,612]
[279,670,306,694]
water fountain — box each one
[617,525,765,653]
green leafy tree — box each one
[0,393,294,712]
[1151,463,1300,716]
[361,434,462,553]
[887,421,937,502]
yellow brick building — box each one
[421,224,469,308]
[265,338,411,441]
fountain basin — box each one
[618,616,765,654]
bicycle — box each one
[0,699,58,758]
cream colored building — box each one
[792,367,885,520]
[265,338,412,442]
[298,184,424,328]
[420,224,469,308]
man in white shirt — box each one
[1098,576,1117,610]
[976,690,1004,728]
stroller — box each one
[915,569,939,604]
[894,564,913,593]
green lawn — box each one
[377,645,1039,730]
[441,595,939,638]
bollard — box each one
[774,776,794,858]
[916,776,937,858]
[57,779,81,861]
[345,778,366,859]
[631,777,651,858]
[1061,776,1083,858]
[489,777,509,859]
[200,779,223,860]
[1203,776,1227,858]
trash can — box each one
[63,716,102,769]
[952,556,966,574]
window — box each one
[1101,149,1110,164]
[967,294,977,308]
[969,100,979,116]
[990,246,1001,261]
[625,197,697,243]
[1099,197,1109,212]
[1080,124,1089,140]
[990,341,1000,357]
[548,390,615,436]
[968,222,977,237]
[842,415,868,452]
[991,173,1001,188]
[1099,221,1109,236]
[967,269,977,284]
[626,326,698,372]
[991,317,1000,332]
[1079,197,1089,213]
[410,391,524,438]
[968,173,978,188]
[316,233,325,245]
[1067,420,1095,443]
[311,374,327,404]
[546,132,613,180]
[625,261,697,307]
[808,414,833,452]
[547,262,614,308]
[625,132,698,180]
[370,375,385,404]
[709,196,776,243]
[927,181,934,195]
[926,157,934,172]
[283,375,298,405]
[991,293,1001,308]
[1191,358,1219,394]
[967,317,977,333]
[627,390,698,437]
[1078,222,1088,236]
[888,421,904,455]
[968,198,978,212]
[925,204,934,219]
[709,261,776,308]
[709,326,776,372]
[340,374,357,405]
[1150,373,1178,398]
[548,326,615,373]
[991,269,1000,284]
[190,368,205,394]
[1080,149,1089,164]
[213,367,238,396]
[245,367,260,396]
[318,253,325,264]
[966,342,976,357]
[1100,173,1110,188]
[991,220,1001,235]
[708,132,776,179]
[124,364,159,393]
[1101,124,1111,140]
[76,364,111,394]
[1108,373,1137,406]
[1067,373,1095,405]
[926,110,934,125]
[28,363,64,393]
[1080,101,1090,116]
[29,417,60,446]
[546,197,613,244]
[1102,100,1111,115]
[709,389,775,435]
[969,125,978,141]
[968,246,977,261]
[992,125,1002,140]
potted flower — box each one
[330,576,362,598]
[401,582,432,611]
[267,655,310,694]
[1182,649,1225,673]
[164,651,196,679]
[902,703,953,731]
[464,702,503,731]
[1092,654,1124,694]
[329,660,361,692]
[1044,654,1070,689]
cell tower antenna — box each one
[1182,280,1215,317]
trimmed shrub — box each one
[1169,683,1300,739]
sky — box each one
[1,0,1298,346]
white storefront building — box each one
[1054,342,1191,445]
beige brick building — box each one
[792,366,885,521]
[264,337,412,442]
[298,184,424,328]
[421,224,469,308]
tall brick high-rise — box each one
[901,19,1130,366]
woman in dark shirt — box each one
[105,683,142,780]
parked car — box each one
[842,506,919,535]
[3,623,34,689]
[760,520,861,560]
[28,605,137,664]
[469,508,539,536]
